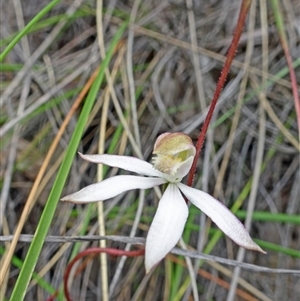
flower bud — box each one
[152,132,195,178]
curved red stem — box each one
[187,0,253,187]
[63,247,145,301]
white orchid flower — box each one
[61,132,265,272]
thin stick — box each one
[1,234,299,274]
[96,1,109,300]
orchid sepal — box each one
[177,183,266,254]
[61,175,166,203]
[145,184,188,273]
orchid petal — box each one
[61,175,166,203]
[79,153,166,178]
[145,184,188,272]
[177,183,266,253]
[174,156,194,180]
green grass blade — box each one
[9,21,128,301]
[236,211,300,224]
[253,239,300,258]
[0,10,90,48]
[0,247,56,295]
[0,0,61,62]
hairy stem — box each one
[187,0,253,187]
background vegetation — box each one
[1,0,299,300]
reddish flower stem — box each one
[63,247,144,301]
[187,0,253,187]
